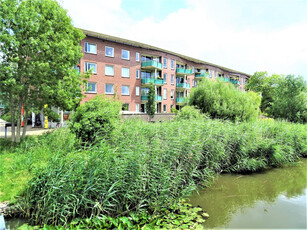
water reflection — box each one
[189,159,307,229]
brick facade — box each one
[80,29,250,113]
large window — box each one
[171,74,174,84]
[163,58,167,68]
[171,59,174,69]
[85,62,97,74]
[171,89,174,99]
[85,42,97,54]
[122,85,130,95]
[105,46,114,57]
[86,82,96,93]
[105,84,114,94]
[105,65,114,76]
[163,88,167,100]
[136,86,140,96]
[163,73,167,84]
[122,67,130,78]
[136,52,140,62]
[122,49,130,60]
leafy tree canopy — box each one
[0,0,86,141]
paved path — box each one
[0,123,51,138]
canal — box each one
[189,158,307,229]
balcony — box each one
[176,68,193,76]
[141,95,162,101]
[231,79,240,85]
[176,83,190,91]
[141,78,164,85]
[141,60,162,70]
[218,77,230,83]
[195,72,210,79]
[0,104,4,109]
[176,97,185,103]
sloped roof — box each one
[79,28,251,77]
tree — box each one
[270,75,306,123]
[245,71,282,113]
[0,0,86,142]
[189,78,260,121]
[146,83,155,118]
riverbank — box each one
[0,118,306,229]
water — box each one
[4,218,27,230]
[189,159,307,229]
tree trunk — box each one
[15,102,22,143]
[22,108,29,139]
[9,93,15,142]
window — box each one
[85,42,97,54]
[163,58,167,68]
[163,73,167,84]
[122,49,130,60]
[136,69,140,79]
[105,65,114,76]
[171,89,174,99]
[105,84,114,94]
[122,104,129,111]
[163,104,167,113]
[136,52,140,62]
[105,46,114,57]
[136,86,140,96]
[122,67,130,78]
[136,103,139,112]
[171,59,174,69]
[86,82,96,93]
[122,85,130,95]
[163,88,167,100]
[192,80,195,87]
[85,62,97,74]
[171,74,174,84]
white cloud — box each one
[59,0,307,78]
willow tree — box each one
[0,0,85,142]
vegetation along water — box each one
[1,103,306,229]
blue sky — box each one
[59,0,307,79]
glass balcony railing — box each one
[219,77,230,83]
[155,95,162,101]
[141,95,162,101]
[176,83,190,89]
[176,68,193,75]
[195,72,210,78]
[141,78,155,84]
[141,78,164,85]
[231,79,240,85]
[141,60,162,69]
[141,95,148,100]
[176,97,185,103]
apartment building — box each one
[79,29,250,113]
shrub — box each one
[189,78,261,121]
[176,105,204,120]
[69,95,122,144]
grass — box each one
[0,118,306,228]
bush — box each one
[189,78,261,121]
[69,95,122,144]
[176,105,204,120]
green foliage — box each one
[189,78,260,121]
[170,107,178,114]
[176,106,204,120]
[245,72,282,113]
[0,0,86,142]
[69,95,122,144]
[146,83,155,116]
[0,129,76,202]
[269,75,307,123]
